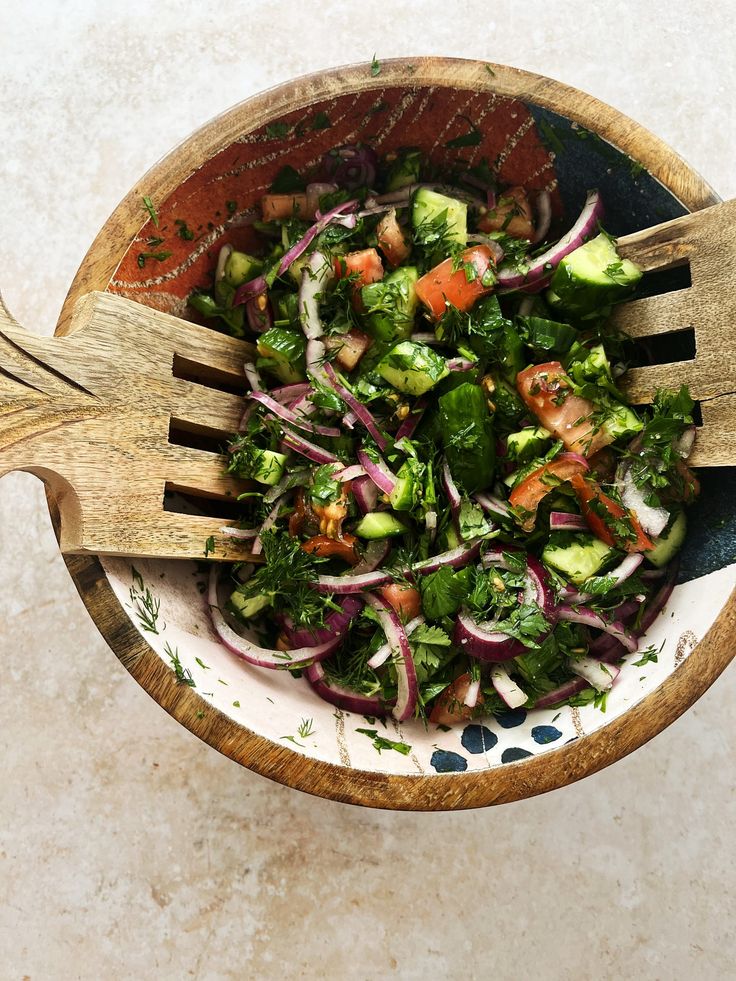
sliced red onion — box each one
[313,541,481,593]
[323,144,377,189]
[251,496,286,555]
[569,657,620,690]
[336,463,366,482]
[532,190,552,244]
[269,382,312,404]
[284,595,363,648]
[556,604,638,653]
[413,540,482,574]
[245,294,273,334]
[446,357,475,372]
[410,332,442,347]
[454,610,526,662]
[365,594,417,722]
[323,363,388,451]
[395,397,428,441]
[357,448,396,495]
[641,567,666,581]
[343,410,357,429]
[352,539,391,575]
[369,182,485,210]
[582,554,644,592]
[234,200,358,304]
[368,615,424,669]
[220,526,259,539]
[535,676,590,709]
[282,429,339,465]
[617,466,670,538]
[243,361,262,392]
[497,189,603,290]
[474,493,513,521]
[463,677,482,709]
[262,469,308,505]
[305,661,390,716]
[248,390,340,437]
[464,234,505,264]
[305,181,339,215]
[299,251,333,340]
[588,632,628,663]
[442,459,462,522]
[215,244,233,283]
[491,665,529,709]
[208,569,341,670]
[550,511,588,532]
[352,473,379,514]
[639,560,678,633]
[524,556,557,618]
[425,509,437,543]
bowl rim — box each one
[53,56,734,810]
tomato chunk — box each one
[570,474,653,552]
[378,584,422,621]
[301,533,360,565]
[376,209,411,267]
[509,453,589,531]
[478,186,535,240]
[415,245,497,320]
[261,193,309,221]
[334,248,384,290]
[429,673,483,725]
[325,328,373,371]
[517,362,613,458]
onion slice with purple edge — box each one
[247,390,341,437]
[323,363,388,450]
[464,234,505,264]
[284,595,363,648]
[523,556,557,618]
[352,474,378,514]
[463,677,482,709]
[446,357,476,372]
[207,568,345,670]
[365,593,417,722]
[549,511,588,532]
[497,189,603,290]
[336,463,365,482]
[299,251,333,340]
[234,201,358,304]
[556,604,638,653]
[491,665,529,709]
[269,382,312,404]
[532,189,552,244]
[281,429,339,465]
[251,495,287,555]
[639,560,678,633]
[245,294,273,334]
[474,492,513,521]
[368,615,425,669]
[220,526,259,539]
[394,397,428,441]
[243,361,262,392]
[453,609,526,662]
[441,459,462,523]
[305,661,391,716]
[357,448,396,495]
[409,332,443,346]
[569,657,620,691]
[535,676,590,709]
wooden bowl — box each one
[55,58,736,810]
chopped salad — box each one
[191,144,698,725]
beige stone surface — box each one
[0,2,734,978]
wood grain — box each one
[36,57,735,809]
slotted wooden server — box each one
[1,200,735,562]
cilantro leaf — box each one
[419,567,471,619]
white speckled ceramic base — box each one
[103,557,736,774]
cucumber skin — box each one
[354,512,408,539]
[412,188,468,247]
[376,341,449,396]
[439,382,496,494]
[647,510,687,568]
[548,234,643,318]
[542,535,614,585]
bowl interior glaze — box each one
[58,60,736,809]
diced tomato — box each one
[334,248,385,290]
[378,584,422,621]
[588,447,616,482]
[570,474,653,552]
[261,193,309,221]
[478,186,535,240]
[376,209,411,267]
[325,329,373,371]
[516,362,614,458]
[429,673,483,725]
[289,488,318,538]
[301,533,360,565]
[415,245,497,320]
[509,454,590,531]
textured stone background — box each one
[1,2,734,978]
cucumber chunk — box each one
[230,591,271,620]
[647,510,687,568]
[548,233,642,317]
[386,148,422,191]
[257,328,306,384]
[376,340,449,396]
[543,534,614,585]
[362,266,419,344]
[224,250,263,288]
[506,426,553,463]
[412,188,467,247]
[439,382,496,493]
[354,512,408,539]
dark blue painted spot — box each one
[430,749,468,773]
[495,707,527,729]
[461,724,498,754]
[531,725,563,745]
[501,747,533,764]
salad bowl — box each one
[41,57,735,809]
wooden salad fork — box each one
[1,200,735,562]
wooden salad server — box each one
[1,200,735,562]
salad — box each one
[190,143,699,725]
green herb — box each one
[419,566,471,619]
[297,717,316,738]
[232,700,241,708]
[311,111,331,130]
[538,118,566,158]
[485,64,496,77]
[445,115,482,149]
[165,642,195,687]
[410,624,454,684]
[493,603,550,648]
[633,642,663,667]
[146,236,165,248]
[142,195,159,227]
[356,728,412,755]
[310,463,342,506]
[137,249,173,268]
[174,218,195,241]
[370,54,381,77]
[270,165,305,194]
[226,200,237,214]
[204,535,215,558]
[129,567,162,634]
[266,121,290,139]
[281,734,306,748]
[195,657,210,670]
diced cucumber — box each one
[386,148,422,191]
[488,372,526,427]
[389,459,422,511]
[224,250,263,288]
[518,315,578,355]
[566,342,611,384]
[376,341,449,396]
[543,534,614,585]
[439,382,496,493]
[252,449,287,486]
[412,188,467,247]
[603,402,643,441]
[257,328,306,384]
[354,512,408,539]
[548,233,643,317]
[647,510,687,568]
[362,266,419,344]
[506,426,553,463]
[230,590,271,620]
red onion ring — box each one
[535,676,590,709]
[323,363,388,451]
[248,391,341,437]
[284,595,363,648]
[282,429,340,465]
[474,493,512,521]
[532,190,552,244]
[569,657,620,690]
[352,474,379,514]
[251,495,286,555]
[357,448,396,495]
[453,610,526,663]
[491,665,528,709]
[305,661,391,716]
[365,594,417,722]
[395,397,428,441]
[556,604,638,653]
[367,615,424,669]
[549,511,588,532]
